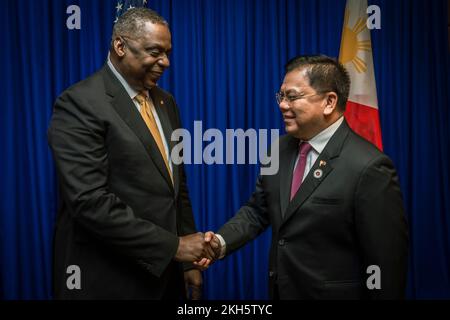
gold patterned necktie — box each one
[135,92,173,185]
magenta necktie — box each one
[290,142,312,200]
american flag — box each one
[115,0,149,23]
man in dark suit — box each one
[48,8,211,300]
[203,55,409,299]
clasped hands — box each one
[175,231,221,270]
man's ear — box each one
[113,37,126,58]
[323,92,338,116]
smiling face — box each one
[278,67,339,140]
[112,21,172,91]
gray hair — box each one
[112,7,168,41]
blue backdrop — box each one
[1,0,449,299]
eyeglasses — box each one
[120,36,171,60]
[275,92,324,105]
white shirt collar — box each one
[107,53,140,100]
[306,116,344,154]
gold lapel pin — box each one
[319,160,327,167]
[160,100,164,105]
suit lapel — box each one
[149,88,180,197]
[282,153,334,223]
[102,66,174,193]
[281,120,350,225]
[279,136,300,219]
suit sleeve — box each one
[169,94,197,237]
[354,155,409,299]
[167,94,198,272]
[217,175,271,256]
[48,91,179,278]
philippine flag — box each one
[339,0,383,150]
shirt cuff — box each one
[215,234,227,259]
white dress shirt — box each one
[107,55,172,174]
[216,116,345,258]
[294,116,344,182]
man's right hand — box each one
[192,231,222,270]
[204,231,222,259]
[175,232,210,262]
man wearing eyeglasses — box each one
[48,8,213,300]
[203,55,409,300]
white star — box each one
[143,0,148,5]
[128,5,134,10]
[116,2,123,11]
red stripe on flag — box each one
[344,101,383,150]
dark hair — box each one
[285,55,350,111]
[112,7,168,40]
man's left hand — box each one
[184,269,203,300]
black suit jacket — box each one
[48,65,196,299]
[218,120,409,300]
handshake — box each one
[174,231,222,270]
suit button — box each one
[278,239,285,246]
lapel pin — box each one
[313,168,323,179]
[319,160,327,167]
[160,100,164,105]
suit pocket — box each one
[311,197,343,205]
[73,223,90,244]
[324,279,361,285]
[321,280,364,300]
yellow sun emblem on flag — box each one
[339,8,372,73]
